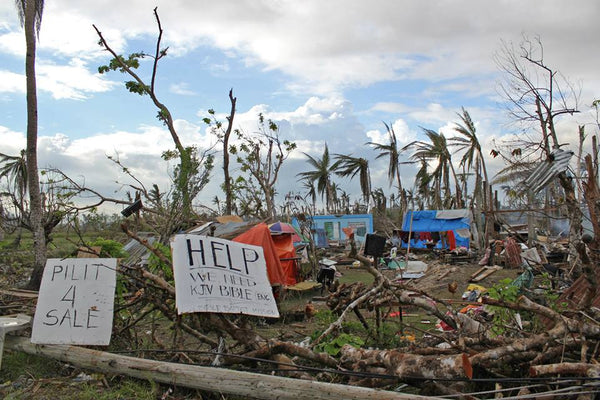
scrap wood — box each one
[469,265,502,282]
[438,269,451,280]
[285,281,320,292]
[0,288,38,299]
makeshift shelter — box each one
[401,210,472,250]
[270,233,300,286]
[233,223,288,286]
[269,222,302,244]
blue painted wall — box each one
[293,214,374,245]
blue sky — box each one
[1,1,599,214]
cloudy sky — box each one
[1,1,599,214]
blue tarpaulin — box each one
[402,209,471,249]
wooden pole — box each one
[404,209,414,272]
[5,336,434,400]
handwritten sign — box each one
[171,234,279,318]
[31,258,117,345]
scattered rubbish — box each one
[461,283,487,302]
[396,272,425,280]
[72,372,93,382]
[405,260,428,274]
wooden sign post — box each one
[171,235,279,318]
[31,258,117,345]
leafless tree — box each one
[495,36,586,276]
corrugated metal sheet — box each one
[122,234,157,267]
[519,149,573,194]
[188,221,257,240]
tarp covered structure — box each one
[269,222,302,244]
[402,209,472,250]
[233,223,297,286]
[271,233,299,286]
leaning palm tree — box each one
[297,144,338,213]
[449,108,491,246]
[402,128,463,208]
[333,154,371,206]
[449,108,490,207]
[15,0,46,290]
[368,122,406,211]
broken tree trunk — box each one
[530,362,600,378]
[340,345,473,380]
[5,336,432,400]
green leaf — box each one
[125,81,149,95]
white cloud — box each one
[36,58,117,100]
[0,126,25,154]
[408,103,456,126]
[3,0,598,114]
[2,1,599,99]
[0,70,24,93]
[0,31,25,57]
[169,82,196,96]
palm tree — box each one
[333,154,371,206]
[297,144,337,213]
[329,181,341,213]
[15,0,46,290]
[0,150,28,206]
[0,150,28,245]
[402,128,463,208]
[300,177,317,214]
[371,187,387,213]
[368,122,406,211]
[449,108,489,206]
[413,156,434,209]
[449,108,490,246]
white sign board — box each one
[31,258,117,345]
[171,235,279,318]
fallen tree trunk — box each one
[239,339,339,368]
[530,362,600,377]
[5,336,432,400]
[340,345,473,380]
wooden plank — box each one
[438,270,451,280]
[5,336,433,400]
[469,266,502,283]
[0,288,38,299]
[468,266,487,281]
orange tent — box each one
[233,223,286,286]
[271,233,299,286]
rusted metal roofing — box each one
[519,149,574,194]
[559,274,600,310]
[541,273,600,329]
